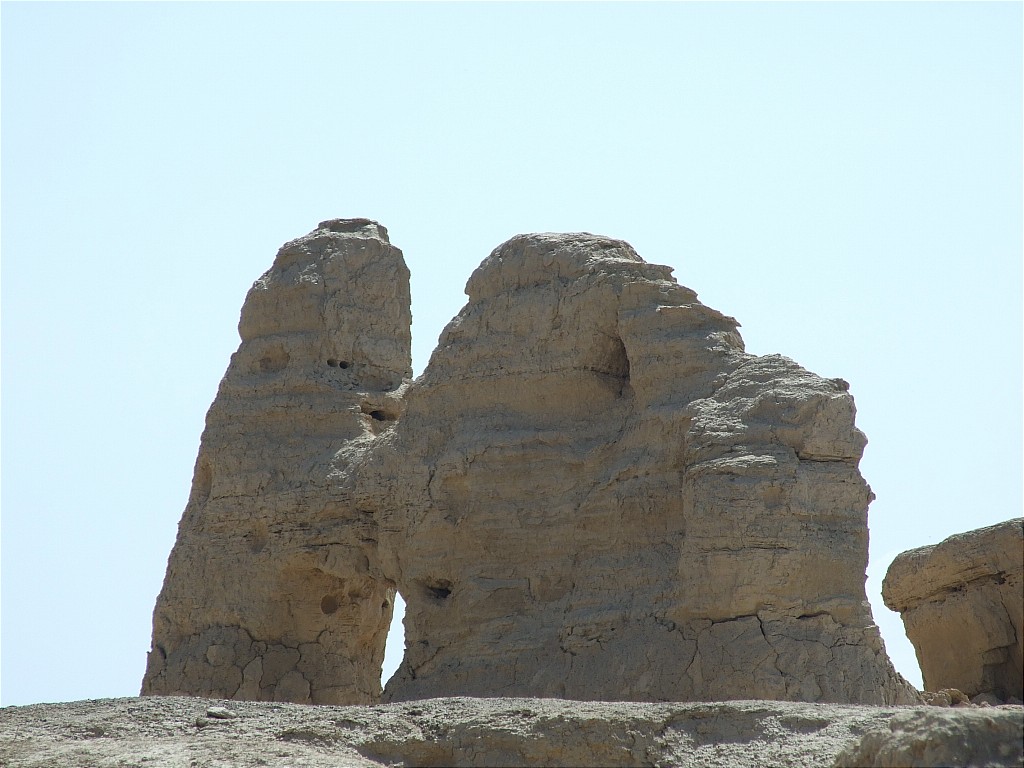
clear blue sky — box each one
[2,2,1021,706]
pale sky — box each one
[2,2,1021,707]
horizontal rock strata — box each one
[2,696,1022,768]
[883,518,1024,701]
[368,232,915,704]
[143,219,411,704]
[146,221,917,706]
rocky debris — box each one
[883,518,1024,702]
[142,219,412,705]
[920,688,971,707]
[367,231,915,704]
[832,706,1024,768]
[1,696,1021,768]
[145,221,917,706]
[974,693,1008,707]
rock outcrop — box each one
[145,221,917,706]
[883,519,1024,702]
[367,232,914,704]
[143,219,411,704]
[3,696,1022,768]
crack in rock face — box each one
[143,220,919,706]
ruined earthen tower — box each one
[144,220,917,705]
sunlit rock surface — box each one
[884,518,1024,702]
[146,222,917,706]
[143,220,411,704]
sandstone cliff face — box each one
[883,518,1024,701]
[143,219,411,704]
[146,222,917,707]
[364,232,915,705]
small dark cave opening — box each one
[361,402,398,422]
[420,578,453,602]
[320,594,340,615]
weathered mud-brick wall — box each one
[143,219,411,704]
[146,222,916,706]
[884,518,1024,701]
[363,232,917,705]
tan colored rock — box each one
[142,219,411,704]
[833,706,1024,768]
[145,224,916,706]
[919,688,971,708]
[3,696,1022,768]
[883,518,1024,702]
[365,232,915,704]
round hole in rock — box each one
[327,359,338,367]
[369,410,387,421]
[339,361,350,369]
[320,595,340,615]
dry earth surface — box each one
[1,696,1022,768]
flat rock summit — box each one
[6,220,1021,768]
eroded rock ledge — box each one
[2,696,1022,768]
[144,219,916,706]
[884,518,1024,702]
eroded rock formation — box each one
[145,220,917,706]
[4,696,1023,768]
[366,232,914,704]
[143,219,411,704]
[883,518,1024,702]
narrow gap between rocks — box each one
[381,592,406,689]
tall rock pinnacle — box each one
[143,219,411,704]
